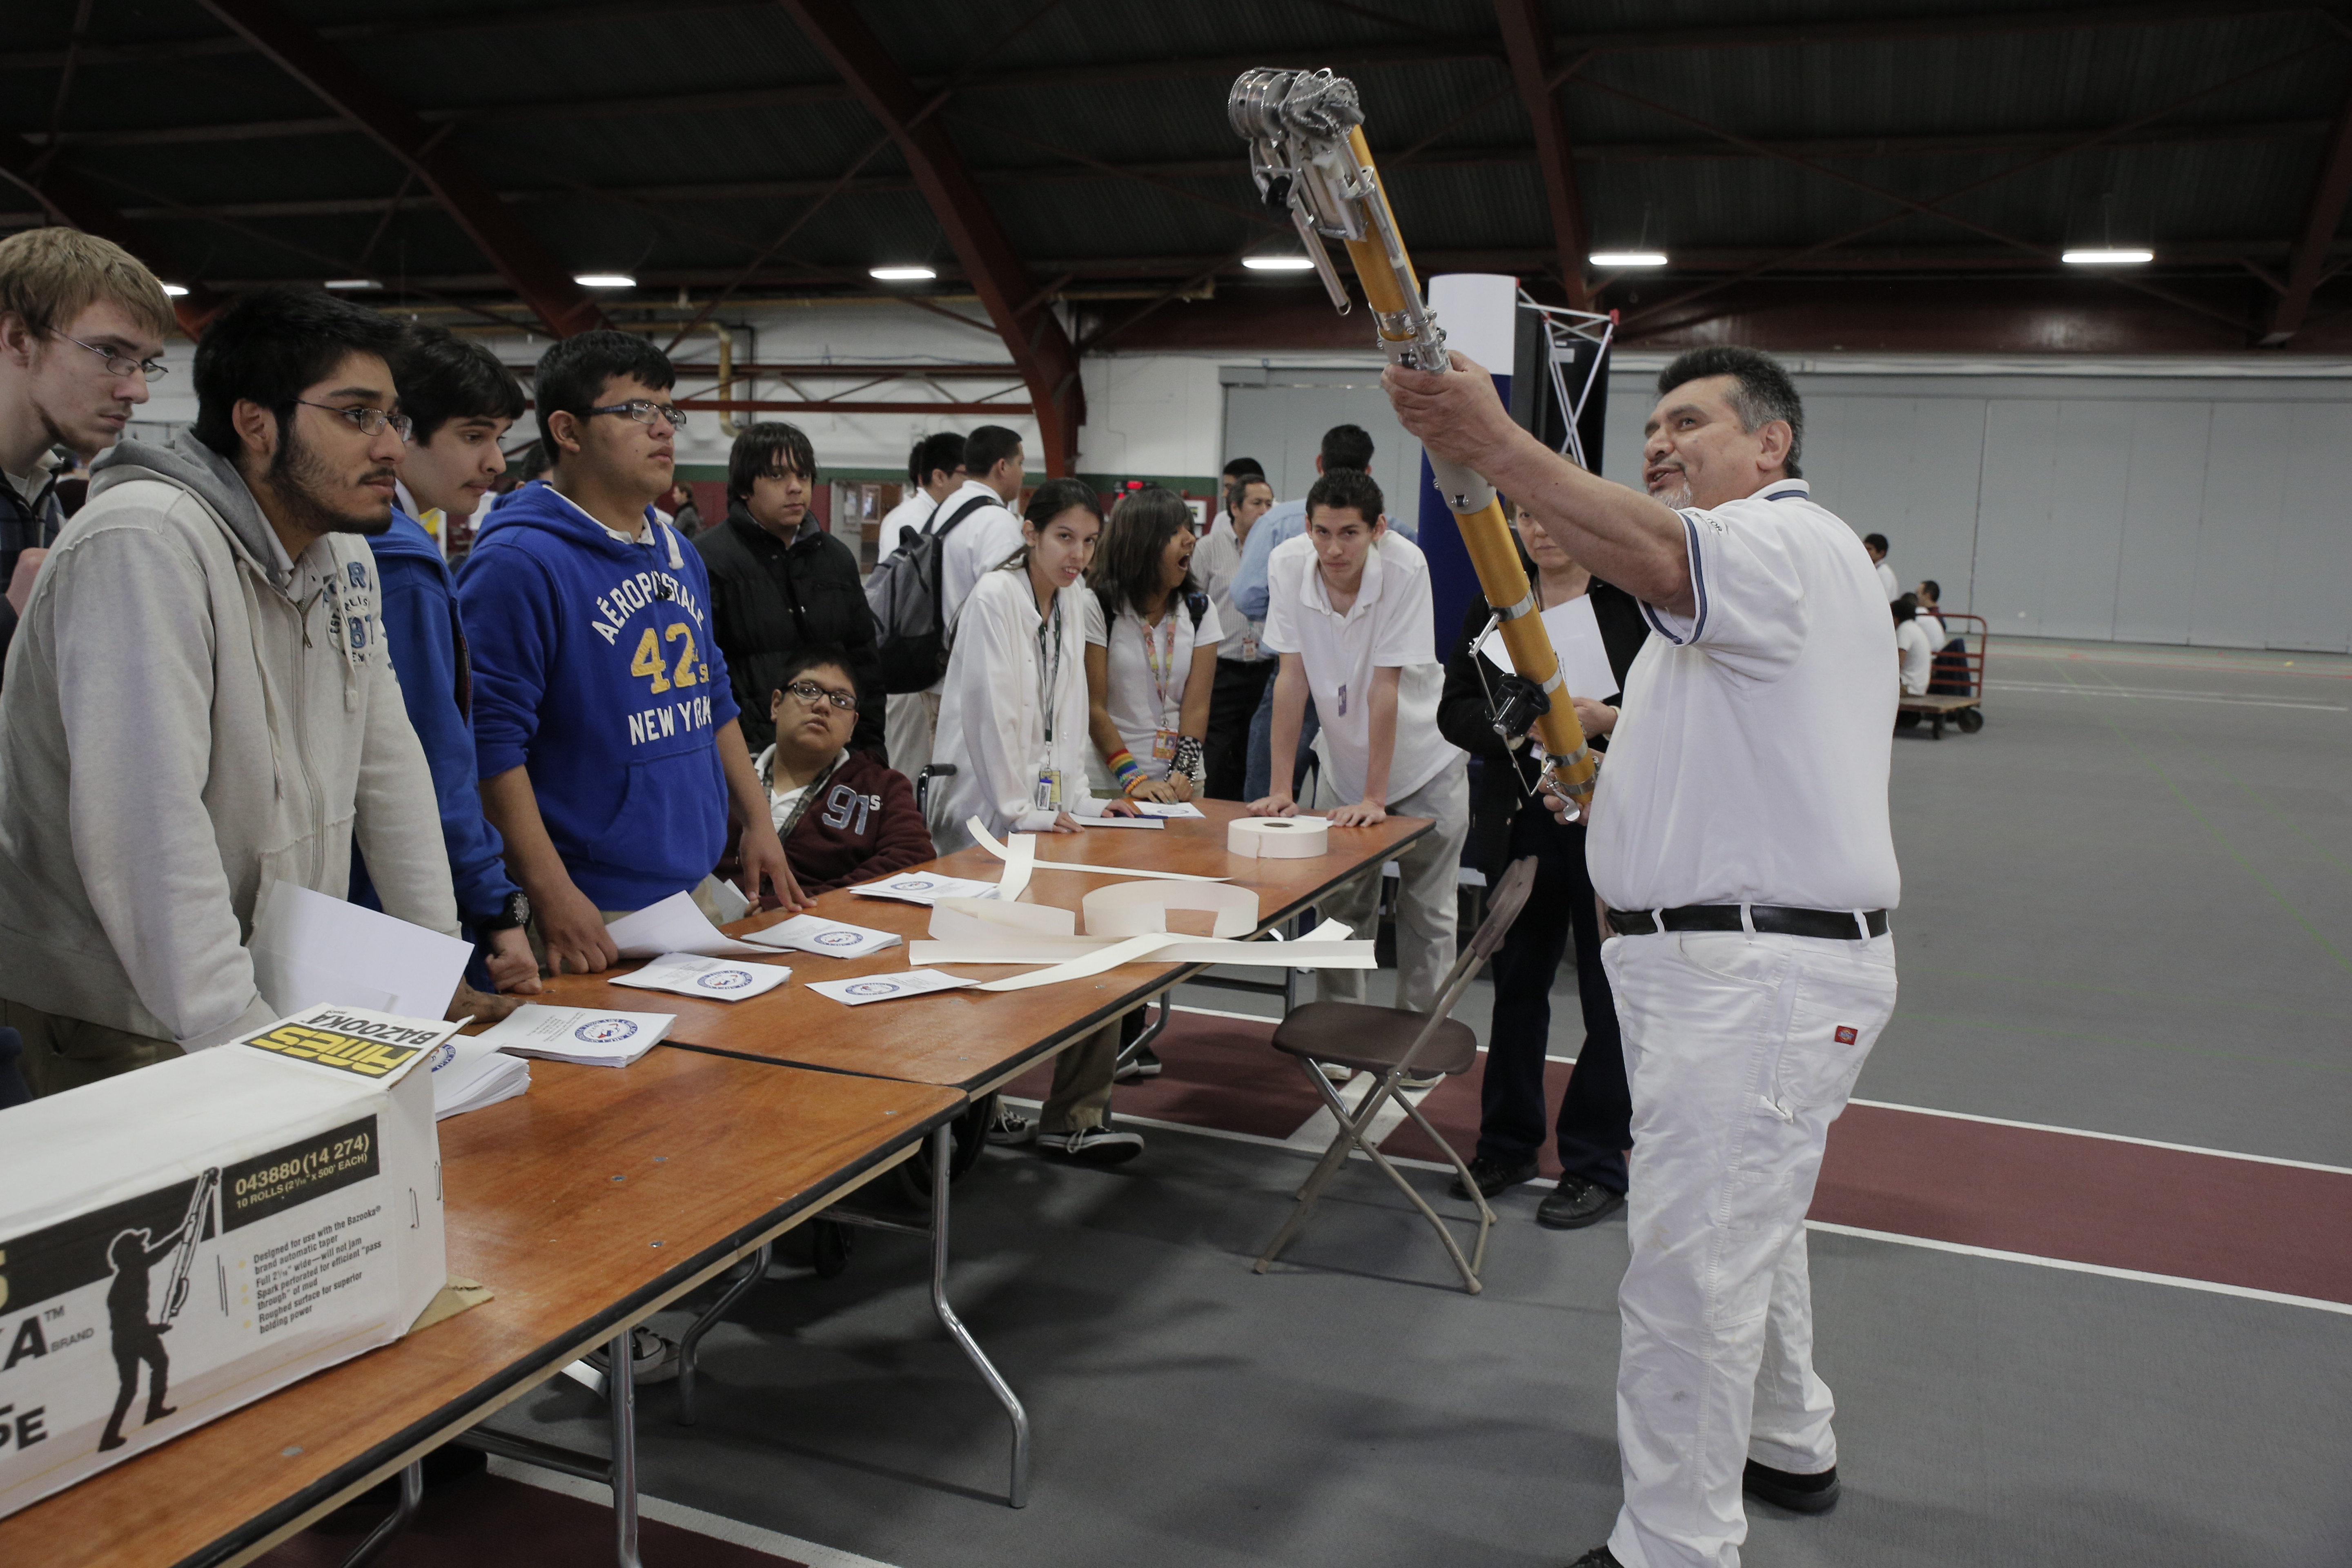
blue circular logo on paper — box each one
[889,879,933,892]
[845,980,900,997]
[813,930,862,948]
[696,969,757,991]
[428,1039,457,1072]
[575,1018,639,1042]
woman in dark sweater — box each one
[1436,506,1648,1228]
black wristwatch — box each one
[476,890,532,932]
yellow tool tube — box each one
[1327,129,1598,802]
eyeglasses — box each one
[53,332,168,381]
[295,400,413,439]
[586,399,688,431]
[784,679,857,713]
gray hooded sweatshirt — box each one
[0,432,458,1049]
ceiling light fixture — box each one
[161,283,190,296]
[1241,255,1316,271]
[1589,251,1669,268]
[869,265,937,281]
[573,272,636,287]
[2061,248,2153,265]
[323,278,379,290]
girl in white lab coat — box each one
[929,478,1141,852]
[1084,485,1221,804]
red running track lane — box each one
[1020,1010,2352,1307]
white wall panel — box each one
[2190,403,2289,648]
[2111,402,2211,644]
[1972,400,2062,637]
[1802,395,1985,616]
[2267,404,2352,652]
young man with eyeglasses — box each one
[0,228,173,688]
[756,645,931,892]
[459,330,804,981]
[0,287,463,1094]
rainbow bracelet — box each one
[1107,748,1145,792]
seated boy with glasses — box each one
[755,645,933,892]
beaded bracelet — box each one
[1171,734,1205,785]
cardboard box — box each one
[0,1006,458,1520]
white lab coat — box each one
[929,566,1107,851]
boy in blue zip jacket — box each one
[350,326,542,1016]
[460,332,803,977]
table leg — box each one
[926,1123,1031,1508]
[336,1459,422,1568]
[677,1241,774,1426]
[608,1327,642,1568]
[1115,992,1169,1073]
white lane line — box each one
[490,1457,907,1567]
[1846,1098,2352,1175]
[1806,1223,2352,1318]
[1985,679,2345,711]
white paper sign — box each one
[247,881,472,1023]
[1135,801,1205,819]
[604,890,771,959]
[806,969,973,1006]
[610,953,791,1002]
[741,913,903,960]
[1474,594,1619,701]
[851,872,1004,905]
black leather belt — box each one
[1606,904,1888,941]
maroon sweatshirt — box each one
[782,749,935,894]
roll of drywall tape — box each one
[1227,815,1330,859]
[1082,879,1260,939]
[927,896,1076,941]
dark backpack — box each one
[865,494,995,693]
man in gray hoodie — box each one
[0,287,459,1096]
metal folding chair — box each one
[1252,856,1539,1294]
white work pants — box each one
[1600,928,1898,1568]
[1314,760,1470,1016]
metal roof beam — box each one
[2261,80,2352,343]
[189,0,604,338]
[1494,0,1590,305]
[0,136,226,335]
[773,0,1085,474]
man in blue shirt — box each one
[351,326,541,1017]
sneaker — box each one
[1317,1060,1354,1083]
[1536,1176,1626,1230]
[1396,1068,1443,1091]
[1113,1044,1163,1082]
[586,1326,680,1385]
[1042,1122,1145,1165]
[1743,1458,1841,1513]
[985,1106,1037,1146]
[1450,1154,1539,1200]
[1564,1549,1622,1568]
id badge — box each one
[1241,631,1258,662]
[1033,768,1063,812]
[1151,729,1177,761]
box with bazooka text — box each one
[0,1006,458,1520]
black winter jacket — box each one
[695,502,886,758]
[1436,578,1648,880]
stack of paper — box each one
[428,1030,530,1118]
[611,953,791,1003]
[851,871,1004,905]
[474,1004,677,1067]
[603,890,772,958]
[742,913,903,960]
[806,969,972,1006]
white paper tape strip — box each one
[1082,880,1259,939]
[998,831,1038,901]
[965,816,1230,883]
[1227,816,1330,858]
[926,896,1076,941]
[911,937,1376,969]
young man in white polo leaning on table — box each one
[1248,466,1469,1025]
[1387,344,1899,1568]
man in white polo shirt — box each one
[1250,467,1468,1017]
[1387,344,1898,1568]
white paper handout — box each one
[741,913,903,960]
[611,953,791,1002]
[427,1030,530,1117]
[474,1003,677,1066]
[247,881,473,1022]
[604,890,771,959]
[1135,801,1205,819]
[851,871,1004,905]
[1474,593,1619,702]
[806,969,974,1006]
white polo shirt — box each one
[1261,529,1454,806]
[934,479,1025,626]
[1194,521,1267,664]
[1586,478,1901,913]
[1083,590,1222,780]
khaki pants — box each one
[2,997,180,1098]
[1314,760,1472,1014]
[1038,1019,1122,1134]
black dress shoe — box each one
[1564,1548,1621,1568]
[1450,1154,1539,1200]
[1744,1458,1841,1513]
[1537,1176,1626,1229]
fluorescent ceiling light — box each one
[1242,255,1316,271]
[573,272,636,287]
[2062,248,2153,265]
[1590,251,1668,268]
[869,265,937,281]
[161,283,189,296]
[323,278,379,290]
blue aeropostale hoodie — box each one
[457,481,739,910]
[350,506,520,926]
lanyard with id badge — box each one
[1141,612,1183,761]
[1033,592,1065,812]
